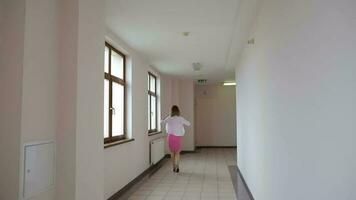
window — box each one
[148,72,158,133]
[104,42,126,143]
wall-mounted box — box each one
[23,141,55,199]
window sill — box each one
[148,131,162,136]
[104,138,135,149]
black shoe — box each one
[176,168,179,173]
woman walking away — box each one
[161,105,190,173]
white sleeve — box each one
[181,117,191,126]
[161,116,170,124]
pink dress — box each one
[161,116,191,153]
[168,134,182,153]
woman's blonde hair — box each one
[171,105,180,117]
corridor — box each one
[2,0,355,200]
[120,148,241,200]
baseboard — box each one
[181,150,196,154]
[196,146,237,148]
[169,146,236,155]
[236,166,255,200]
[165,151,196,156]
[107,156,168,200]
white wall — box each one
[103,30,166,199]
[161,77,195,151]
[178,80,195,151]
[195,85,236,147]
[0,1,171,200]
[0,1,25,199]
[19,0,58,199]
[56,0,78,198]
[57,0,105,199]
[236,0,356,200]
[76,0,105,199]
[0,0,59,199]
[0,0,107,199]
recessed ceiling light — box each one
[182,32,190,36]
[192,62,202,71]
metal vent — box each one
[197,79,207,85]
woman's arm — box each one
[181,117,191,126]
[160,115,170,123]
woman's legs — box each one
[171,152,176,170]
[174,152,180,171]
[168,134,182,172]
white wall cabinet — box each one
[23,141,55,199]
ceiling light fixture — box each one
[182,32,190,36]
[192,62,202,71]
[223,82,236,86]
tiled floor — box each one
[121,148,238,200]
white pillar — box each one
[57,0,105,199]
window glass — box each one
[149,75,156,93]
[111,50,124,79]
[104,79,109,138]
[112,82,124,136]
[104,43,126,143]
[148,73,158,133]
[148,74,150,90]
[104,46,109,73]
[148,95,150,129]
[150,96,156,130]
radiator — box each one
[150,137,165,165]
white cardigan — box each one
[161,116,191,136]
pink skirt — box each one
[168,134,182,153]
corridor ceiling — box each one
[106,0,246,84]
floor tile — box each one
[122,148,241,200]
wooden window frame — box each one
[104,42,126,144]
[148,72,158,133]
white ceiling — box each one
[106,0,243,84]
